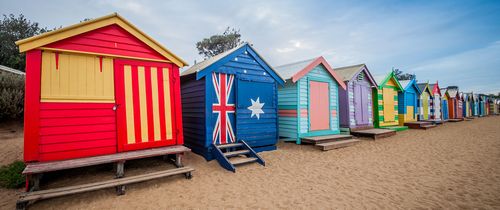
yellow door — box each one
[383,88,394,122]
[406,106,415,121]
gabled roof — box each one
[429,82,441,96]
[399,79,421,94]
[15,13,187,67]
[181,43,284,85]
[447,87,459,98]
[333,63,377,88]
[273,56,346,90]
[374,71,404,91]
[441,88,450,99]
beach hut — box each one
[273,57,347,144]
[15,13,195,202]
[428,82,442,121]
[417,82,432,121]
[334,64,378,131]
[16,13,190,163]
[373,71,406,130]
[447,86,463,119]
[180,43,285,172]
[472,94,479,116]
[440,88,450,120]
[489,97,498,115]
[463,93,472,118]
[397,79,421,125]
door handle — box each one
[113,104,120,111]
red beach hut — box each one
[16,13,189,162]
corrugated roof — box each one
[333,64,365,81]
[273,58,316,79]
[0,65,25,75]
[181,43,243,76]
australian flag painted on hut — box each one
[180,43,285,160]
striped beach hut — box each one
[462,93,472,118]
[440,88,450,120]
[373,71,405,130]
[472,94,479,116]
[428,82,442,121]
[274,57,346,144]
[447,86,463,119]
[397,79,421,125]
[335,64,378,131]
[417,82,432,121]
[180,43,285,172]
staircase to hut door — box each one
[114,59,177,152]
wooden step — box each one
[18,167,194,203]
[224,150,250,157]
[23,146,191,175]
[216,143,243,149]
[229,157,257,166]
[350,129,396,140]
[301,134,353,145]
[316,139,361,151]
[421,124,436,130]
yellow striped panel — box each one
[163,68,173,139]
[124,65,135,144]
[40,51,114,102]
[138,66,148,142]
[151,67,161,141]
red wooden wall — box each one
[46,24,165,60]
[38,103,117,161]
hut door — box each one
[114,59,176,152]
[309,81,330,131]
[383,88,395,122]
[354,85,369,125]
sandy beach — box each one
[1,116,500,209]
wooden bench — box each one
[17,146,193,210]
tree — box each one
[0,14,49,71]
[196,27,243,59]
[393,68,415,80]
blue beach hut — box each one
[180,43,284,172]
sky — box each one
[1,0,499,94]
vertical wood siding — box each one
[41,51,114,102]
[373,77,399,127]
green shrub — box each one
[0,160,26,189]
[0,72,24,121]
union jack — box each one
[212,72,236,144]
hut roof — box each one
[15,13,187,67]
[273,56,346,89]
[447,88,459,98]
[181,43,284,85]
[374,71,404,91]
[333,63,378,88]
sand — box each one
[1,116,500,209]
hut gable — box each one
[16,13,187,67]
[182,43,284,85]
[274,56,345,89]
[334,63,377,88]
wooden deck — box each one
[383,126,409,132]
[350,128,396,140]
[24,145,191,175]
[301,134,353,145]
[18,145,193,210]
[404,121,435,129]
[448,118,464,122]
[316,139,361,151]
